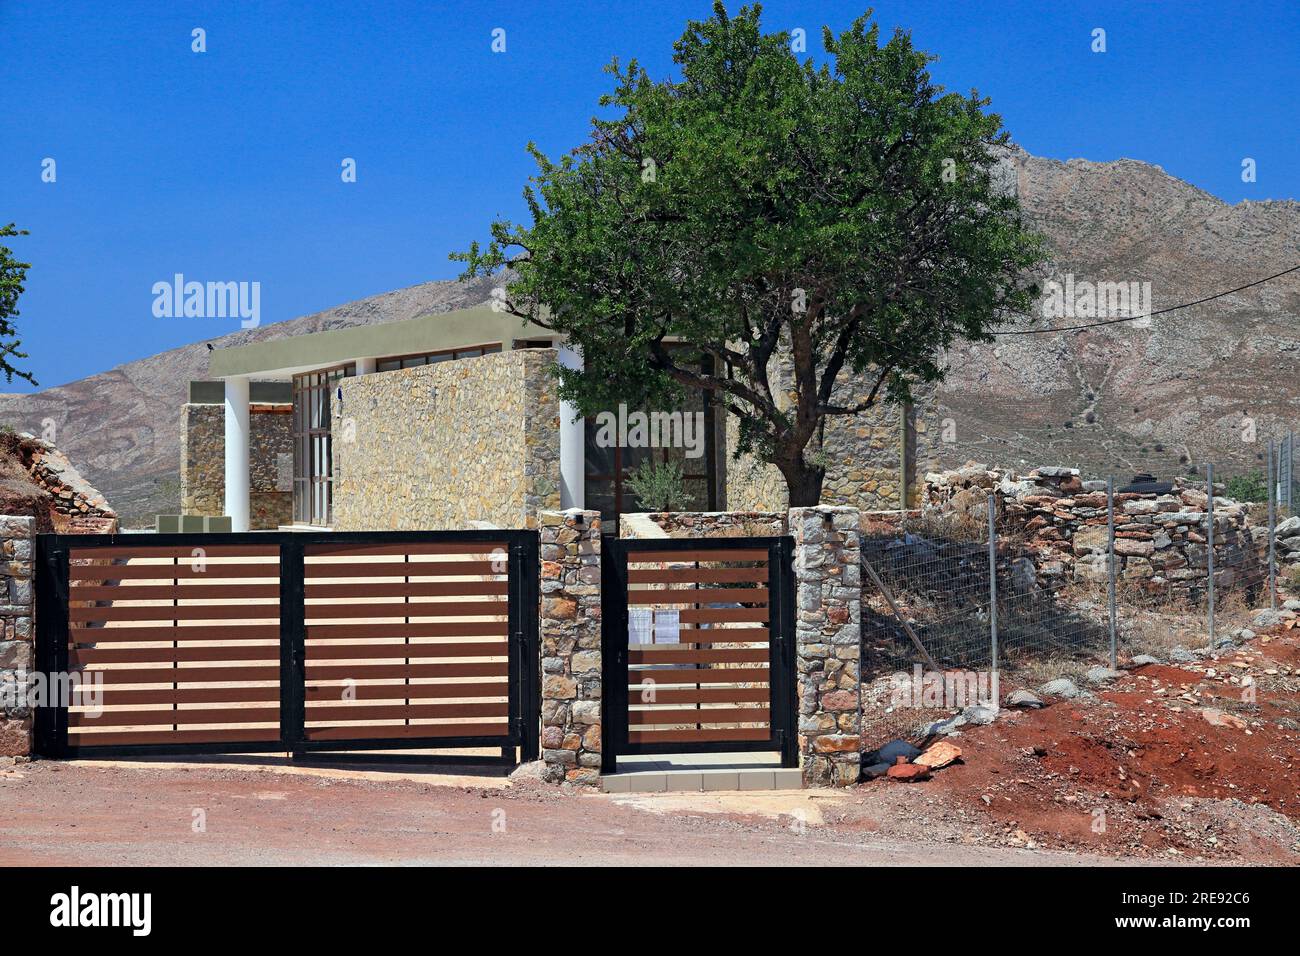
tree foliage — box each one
[454,3,1044,503]
[0,224,36,386]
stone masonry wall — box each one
[332,349,561,531]
[791,506,862,787]
[638,510,786,538]
[539,509,602,785]
[0,516,34,758]
[181,403,292,529]
[722,354,921,512]
[925,464,1258,599]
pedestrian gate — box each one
[601,536,798,772]
[34,530,539,761]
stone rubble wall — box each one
[0,516,34,758]
[539,509,602,785]
[1275,514,1300,577]
[924,463,1259,597]
[5,434,117,534]
[791,506,862,787]
[331,350,561,531]
[180,403,292,529]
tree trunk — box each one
[777,456,825,507]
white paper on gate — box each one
[629,608,653,645]
[653,608,680,644]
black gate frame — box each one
[600,535,798,773]
[34,529,541,763]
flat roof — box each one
[208,304,556,379]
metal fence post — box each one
[1286,429,1295,515]
[1284,431,1294,520]
[1206,463,1216,645]
[1107,476,1117,669]
[987,494,999,700]
[1268,440,1278,611]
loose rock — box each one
[1006,689,1045,709]
[1038,678,1081,699]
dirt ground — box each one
[4,606,1296,867]
[857,618,1300,864]
[0,755,1147,867]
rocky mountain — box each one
[926,149,1300,484]
[0,273,503,525]
[2,148,1298,524]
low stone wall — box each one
[181,403,292,529]
[925,464,1258,598]
[539,509,602,785]
[1275,515,1300,577]
[331,350,561,531]
[627,510,786,538]
[0,516,34,758]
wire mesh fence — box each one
[859,438,1299,750]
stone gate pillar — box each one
[538,509,602,785]
[789,506,861,787]
[0,516,35,760]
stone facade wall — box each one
[790,506,861,787]
[723,414,791,512]
[331,350,561,531]
[925,464,1258,598]
[539,509,602,785]
[907,380,943,507]
[721,355,922,512]
[0,516,34,758]
[181,403,292,529]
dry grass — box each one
[1003,650,1096,691]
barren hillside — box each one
[928,149,1300,481]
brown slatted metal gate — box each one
[601,537,797,772]
[34,531,539,761]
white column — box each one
[355,356,376,375]
[557,344,585,510]
[224,376,251,532]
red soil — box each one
[860,625,1300,861]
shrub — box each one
[624,459,688,512]
[1223,471,1268,503]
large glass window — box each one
[291,363,354,526]
[584,385,717,533]
[375,343,501,372]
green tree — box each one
[454,3,1044,504]
[0,224,36,386]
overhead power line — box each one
[993,263,1300,336]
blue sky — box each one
[2,0,1297,390]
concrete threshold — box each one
[601,752,802,793]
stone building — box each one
[193,303,924,533]
[181,381,292,530]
